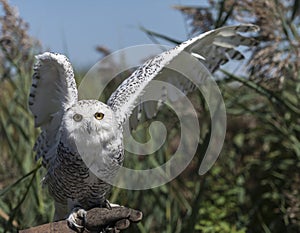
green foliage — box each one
[0,1,53,231]
[0,0,299,233]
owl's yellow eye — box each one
[94,112,104,120]
[73,113,83,122]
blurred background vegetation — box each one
[0,0,299,232]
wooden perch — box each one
[20,206,143,233]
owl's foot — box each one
[67,207,87,232]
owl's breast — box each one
[46,140,121,210]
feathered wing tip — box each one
[29,52,78,127]
[184,24,260,72]
[107,24,259,127]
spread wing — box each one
[107,24,259,127]
[28,52,78,166]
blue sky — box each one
[8,0,206,68]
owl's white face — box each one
[61,100,119,146]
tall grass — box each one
[0,1,53,232]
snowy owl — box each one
[28,24,259,229]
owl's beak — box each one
[86,122,92,134]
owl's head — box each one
[61,100,119,144]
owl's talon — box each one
[67,208,87,232]
[104,199,120,210]
[104,199,112,210]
